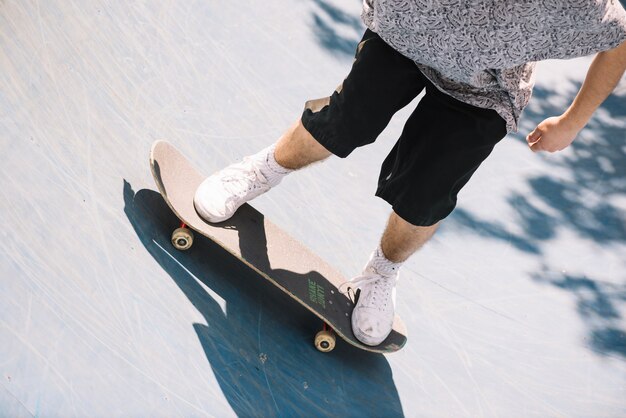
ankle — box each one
[253,143,293,187]
[366,245,403,277]
[265,144,292,174]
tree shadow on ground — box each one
[123,181,404,417]
[532,267,626,358]
[447,74,626,359]
[309,0,363,57]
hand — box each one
[526,115,582,153]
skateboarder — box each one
[194,1,626,346]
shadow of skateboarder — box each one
[123,180,405,417]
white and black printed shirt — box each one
[361,0,626,132]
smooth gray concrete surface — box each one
[1,1,625,416]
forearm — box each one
[562,40,626,129]
[526,40,626,153]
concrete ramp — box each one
[2,1,625,416]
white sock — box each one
[252,143,293,187]
[366,245,403,277]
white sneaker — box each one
[350,264,399,346]
[194,153,276,223]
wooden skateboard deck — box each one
[149,140,407,353]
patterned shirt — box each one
[361,0,626,132]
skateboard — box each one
[149,140,407,353]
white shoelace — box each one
[221,158,268,204]
[341,273,395,310]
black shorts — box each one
[301,30,507,226]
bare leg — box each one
[274,120,332,169]
[350,211,438,345]
[380,212,439,263]
[275,120,437,263]
[275,122,438,262]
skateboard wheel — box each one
[314,330,336,353]
[171,227,194,250]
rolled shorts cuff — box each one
[301,109,355,158]
[375,190,449,227]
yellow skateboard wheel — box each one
[314,329,336,353]
[171,227,194,250]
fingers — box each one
[529,141,543,153]
[526,116,578,154]
[526,127,541,143]
[526,127,542,152]
[528,136,565,153]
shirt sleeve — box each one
[579,0,626,53]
